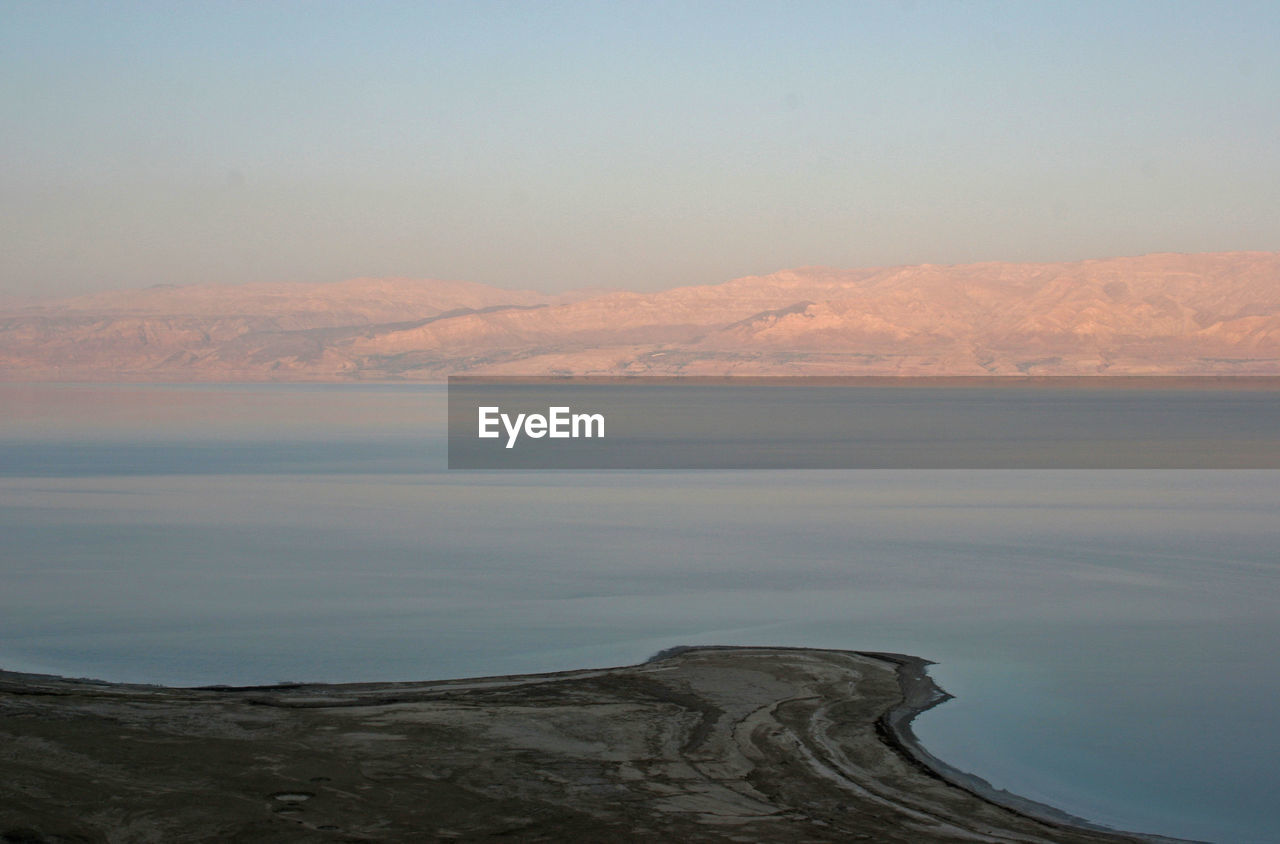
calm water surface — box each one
[1,383,1277,842]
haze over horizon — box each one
[4,2,1279,300]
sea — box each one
[1,382,1277,843]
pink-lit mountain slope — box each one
[2,252,1277,380]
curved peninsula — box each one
[0,647,1183,843]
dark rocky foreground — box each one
[0,647,1174,843]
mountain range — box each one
[3,252,1278,380]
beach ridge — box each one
[0,646,1187,843]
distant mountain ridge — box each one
[3,252,1278,380]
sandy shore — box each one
[0,646,1184,843]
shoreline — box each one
[869,652,1191,844]
[1,646,1188,842]
[653,646,1191,843]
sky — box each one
[2,1,1278,299]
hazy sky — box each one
[3,1,1278,299]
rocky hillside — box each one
[3,252,1278,380]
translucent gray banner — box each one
[447,376,1280,469]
